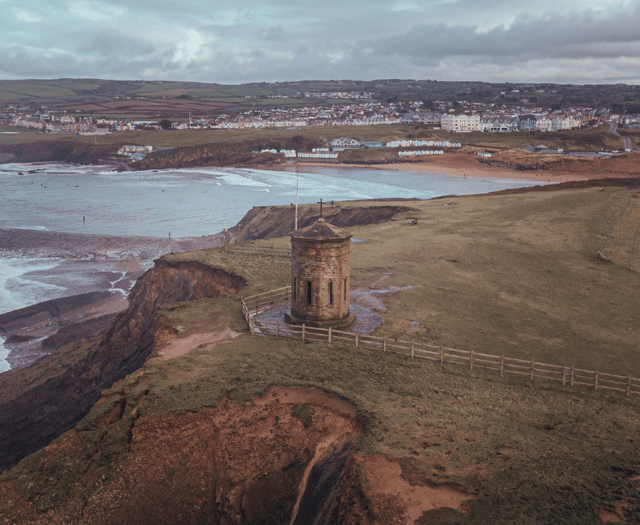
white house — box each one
[440,113,480,132]
[330,138,361,150]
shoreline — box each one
[275,160,597,183]
[0,229,225,373]
[262,149,640,184]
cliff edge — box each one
[0,259,246,472]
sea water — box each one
[0,163,541,237]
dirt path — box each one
[155,327,240,360]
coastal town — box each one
[3,96,640,136]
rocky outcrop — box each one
[229,204,413,243]
[0,140,116,165]
[0,291,113,334]
[0,260,246,472]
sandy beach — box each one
[291,150,640,184]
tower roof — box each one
[290,217,352,241]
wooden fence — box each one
[225,243,291,257]
[242,286,291,319]
[240,289,640,398]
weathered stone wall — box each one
[291,238,350,323]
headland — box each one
[1,178,639,523]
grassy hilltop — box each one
[1,78,639,114]
[2,183,640,524]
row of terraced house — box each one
[401,111,585,132]
[440,113,583,132]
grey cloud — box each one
[259,26,287,42]
[0,49,82,77]
[367,4,640,63]
[1,0,640,84]
[80,31,155,58]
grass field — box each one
[31,123,617,153]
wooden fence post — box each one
[563,367,567,386]
[383,337,387,352]
[627,375,632,397]
[255,244,258,253]
[470,351,474,370]
[531,360,535,380]
[250,317,255,335]
[440,347,444,363]
[571,366,575,387]
[500,356,504,377]
[328,327,332,344]
[276,321,279,337]
[595,371,598,390]
[355,331,359,348]
[302,324,305,341]
[411,341,414,358]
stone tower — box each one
[285,217,355,328]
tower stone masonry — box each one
[285,217,356,328]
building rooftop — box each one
[290,217,352,241]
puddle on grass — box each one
[254,286,413,335]
[255,301,385,335]
[351,238,368,244]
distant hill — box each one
[1,78,639,117]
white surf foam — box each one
[0,257,65,314]
[0,337,10,374]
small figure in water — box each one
[83,216,85,222]
[169,232,171,238]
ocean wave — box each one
[0,337,10,374]
[7,225,50,231]
[216,172,271,188]
[0,257,65,314]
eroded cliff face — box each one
[82,386,362,525]
[0,260,246,472]
[229,204,413,243]
[1,386,365,525]
[93,259,247,382]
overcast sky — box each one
[1,0,639,85]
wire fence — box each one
[240,287,640,398]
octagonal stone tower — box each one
[285,217,356,328]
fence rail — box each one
[225,243,291,257]
[240,289,640,398]
[242,286,291,318]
